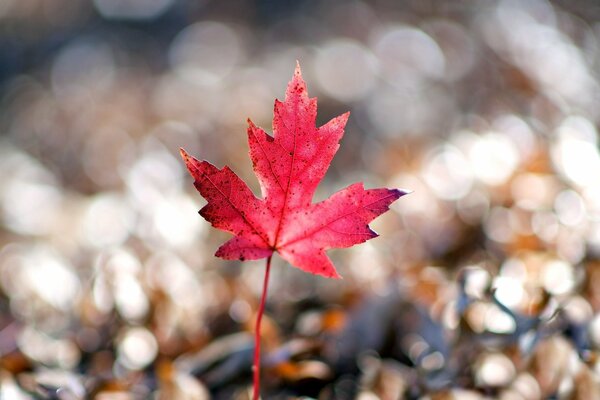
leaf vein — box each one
[201,171,270,247]
[279,192,397,248]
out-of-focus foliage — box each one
[1,0,600,398]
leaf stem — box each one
[253,255,272,400]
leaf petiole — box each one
[252,255,272,400]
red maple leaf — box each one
[180,63,407,279]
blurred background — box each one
[1,0,600,398]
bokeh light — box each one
[1,0,600,398]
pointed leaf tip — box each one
[180,148,193,171]
[179,147,188,160]
[180,148,201,178]
[329,270,342,279]
[396,188,413,197]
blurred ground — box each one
[1,0,600,398]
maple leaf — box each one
[181,63,407,278]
